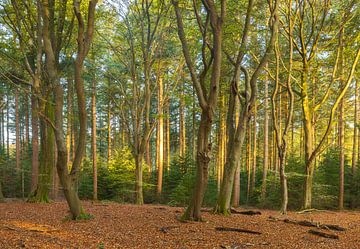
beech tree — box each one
[215,0,278,215]
[173,0,226,220]
[39,0,98,219]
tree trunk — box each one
[29,98,55,203]
[0,179,3,202]
[107,100,111,162]
[302,60,315,209]
[246,123,251,203]
[66,76,73,165]
[31,92,39,193]
[352,80,358,175]
[179,83,186,157]
[157,76,164,196]
[135,153,144,205]
[192,91,196,160]
[217,110,248,214]
[279,151,288,213]
[261,65,269,200]
[6,97,9,158]
[339,98,344,210]
[183,110,212,220]
[251,102,257,196]
[166,103,170,171]
[15,89,20,171]
[91,78,98,201]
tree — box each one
[40,0,98,219]
[270,1,294,213]
[173,0,226,220]
[215,0,278,215]
[91,76,97,201]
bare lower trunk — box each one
[29,99,54,203]
[135,153,144,205]
[15,90,20,171]
[92,78,98,201]
[261,68,269,200]
[157,76,164,196]
[232,163,241,208]
[279,151,288,214]
[352,80,358,175]
[339,99,344,210]
[215,115,247,214]
[183,111,212,220]
[251,103,257,196]
[31,93,39,192]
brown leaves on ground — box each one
[1,201,360,248]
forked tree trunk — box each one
[173,0,224,221]
[215,0,278,214]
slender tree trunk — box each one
[15,89,20,171]
[351,79,360,177]
[251,102,257,196]
[91,78,98,201]
[192,91,196,160]
[339,97,345,210]
[261,65,269,200]
[179,83,186,157]
[246,123,251,203]
[66,76,73,165]
[157,76,164,196]
[338,27,345,210]
[166,103,170,171]
[217,100,226,193]
[0,179,3,202]
[107,99,111,162]
[25,94,30,146]
[6,97,9,158]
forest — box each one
[0,0,360,248]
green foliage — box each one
[79,147,152,203]
[257,154,305,210]
[160,154,217,207]
[313,147,352,209]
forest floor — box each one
[0,201,360,249]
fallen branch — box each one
[308,229,339,239]
[231,209,262,215]
[268,216,346,231]
[215,227,261,235]
[297,208,318,214]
